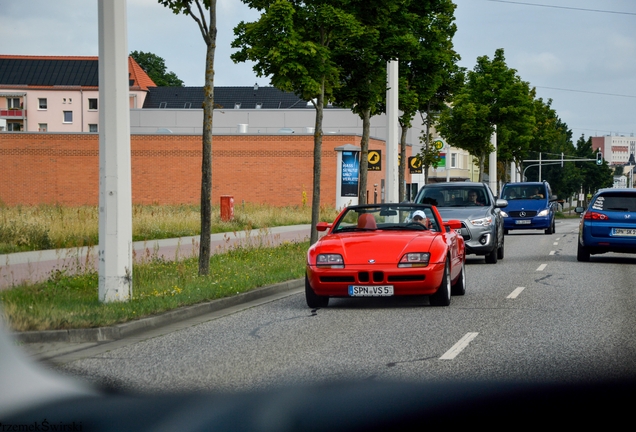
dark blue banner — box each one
[341,151,360,197]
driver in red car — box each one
[412,210,432,229]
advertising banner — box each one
[341,151,360,197]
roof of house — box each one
[143,85,314,110]
[0,55,155,90]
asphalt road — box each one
[20,218,636,392]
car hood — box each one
[503,199,547,211]
[435,206,492,221]
[316,231,438,265]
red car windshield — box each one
[332,205,440,233]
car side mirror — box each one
[495,199,508,208]
[316,222,331,232]
[575,207,585,214]
[550,195,558,202]
[443,219,462,230]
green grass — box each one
[0,240,309,332]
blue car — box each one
[575,188,636,261]
[499,181,557,235]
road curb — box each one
[12,278,304,344]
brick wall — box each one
[0,133,408,207]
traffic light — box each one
[596,152,603,165]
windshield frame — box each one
[331,204,442,233]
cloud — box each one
[515,52,565,78]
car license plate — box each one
[613,228,636,236]
[515,220,531,225]
[348,285,394,297]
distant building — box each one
[592,134,636,166]
[0,55,155,132]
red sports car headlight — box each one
[316,254,345,268]
[398,253,430,268]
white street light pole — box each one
[98,0,133,302]
[385,61,399,203]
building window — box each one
[38,123,48,132]
[38,98,47,109]
[7,97,21,109]
[88,99,98,110]
[451,152,458,168]
[89,124,98,133]
[7,122,21,131]
[63,111,73,123]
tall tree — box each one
[158,0,216,275]
[232,0,363,244]
[130,50,184,86]
[331,0,390,205]
[395,0,459,199]
[437,49,535,183]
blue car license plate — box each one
[348,285,394,297]
[613,228,636,237]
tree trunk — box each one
[359,108,371,205]
[478,154,485,183]
[424,107,431,185]
[310,83,324,245]
[198,7,217,276]
[399,123,408,202]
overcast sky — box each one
[1,0,635,141]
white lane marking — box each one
[553,242,558,245]
[556,237,561,241]
[537,264,547,271]
[440,332,479,360]
[507,287,525,299]
[549,251,555,255]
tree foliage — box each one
[130,50,184,87]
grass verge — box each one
[0,240,309,332]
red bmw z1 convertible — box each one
[306,203,466,308]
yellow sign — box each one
[408,156,423,174]
[433,139,445,150]
[368,150,381,171]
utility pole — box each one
[385,61,399,203]
[98,0,133,303]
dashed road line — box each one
[536,264,547,271]
[440,332,479,360]
[507,287,525,299]
[549,251,555,255]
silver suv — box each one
[414,182,508,263]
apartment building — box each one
[0,55,155,133]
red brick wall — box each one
[0,133,409,207]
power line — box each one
[535,86,636,99]
[484,0,636,16]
